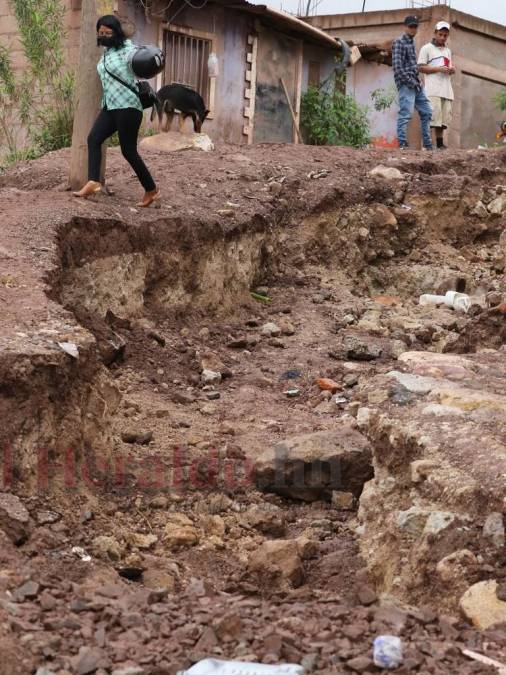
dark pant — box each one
[88,107,156,192]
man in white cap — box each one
[418,21,455,149]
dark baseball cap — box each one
[404,15,419,26]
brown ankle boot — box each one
[73,181,102,198]
[137,189,160,208]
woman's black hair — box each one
[96,15,126,49]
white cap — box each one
[435,20,451,31]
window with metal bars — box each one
[163,29,212,108]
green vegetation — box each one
[371,86,397,112]
[494,90,506,114]
[301,78,371,148]
[0,0,74,168]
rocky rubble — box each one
[1,144,506,673]
[355,349,506,616]
[4,565,506,675]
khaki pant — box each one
[428,96,453,128]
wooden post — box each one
[280,77,303,144]
[294,40,303,145]
[69,0,115,190]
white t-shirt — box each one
[418,42,454,100]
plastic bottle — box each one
[208,52,219,78]
[419,290,470,313]
[373,635,404,669]
[177,659,305,675]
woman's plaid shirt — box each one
[97,40,143,112]
[392,33,422,91]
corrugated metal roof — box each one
[169,0,341,49]
[254,5,341,49]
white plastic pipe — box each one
[419,291,470,313]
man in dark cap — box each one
[392,15,433,150]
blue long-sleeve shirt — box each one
[392,33,422,91]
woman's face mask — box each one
[97,34,115,48]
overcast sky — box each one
[254,0,504,26]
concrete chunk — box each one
[255,427,373,501]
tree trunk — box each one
[69,0,114,190]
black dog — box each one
[152,84,209,133]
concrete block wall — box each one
[307,6,506,149]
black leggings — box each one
[88,107,156,192]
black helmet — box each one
[128,45,165,79]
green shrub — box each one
[301,80,370,148]
[0,0,74,164]
[495,90,506,112]
[371,86,397,112]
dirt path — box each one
[0,142,505,674]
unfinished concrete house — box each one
[127,0,345,144]
[0,0,344,154]
[306,4,506,149]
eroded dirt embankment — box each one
[0,144,505,674]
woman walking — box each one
[73,15,159,207]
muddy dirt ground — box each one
[0,141,505,675]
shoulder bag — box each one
[103,54,157,110]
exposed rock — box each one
[388,371,438,394]
[339,333,383,361]
[471,201,489,218]
[369,165,403,180]
[75,307,126,365]
[121,430,153,445]
[140,131,214,152]
[0,493,31,544]
[483,512,505,548]
[126,532,158,550]
[346,655,375,672]
[261,322,282,337]
[460,580,506,629]
[112,667,145,675]
[13,580,40,601]
[424,511,456,536]
[242,503,286,536]
[248,539,304,588]
[486,291,504,308]
[36,510,61,525]
[410,460,439,483]
[149,495,168,509]
[396,507,429,536]
[279,319,296,336]
[93,535,123,561]
[164,513,199,549]
[374,604,409,632]
[255,427,373,501]
[199,514,226,537]
[436,549,477,585]
[332,491,355,510]
[201,369,222,385]
[356,584,378,606]
[171,391,196,405]
[395,508,456,538]
[72,647,111,675]
[142,568,175,592]
[214,613,244,640]
[196,494,233,514]
[487,193,506,214]
[295,535,319,560]
[372,204,398,228]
